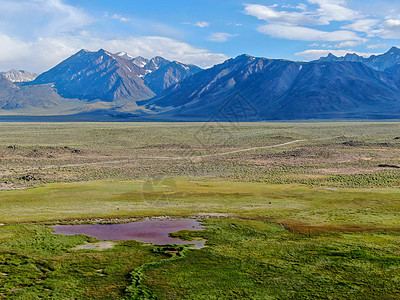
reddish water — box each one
[53,218,205,247]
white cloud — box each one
[243,1,400,46]
[367,43,389,49]
[0,34,228,72]
[244,1,400,45]
[342,19,379,33]
[257,24,365,42]
[245,1,363,26]
[307,0,361,22]
[244,4,327,26]
[108,13,130,22]
[208,32,235,42]
[297,3,308,11]
[183,21,210,28]
[194,21,210,28]
[244,2,370,43]
[377,19,400,39]
[281,3,308,10]
[334,41,361,48]
[0,0,93,37]
[227,22,242,27]
[0,0,227,72]
[295,49,377,60]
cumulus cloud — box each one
[342,19,379,33]
[295,49,377,60]
[307,0,361,22]
[107,13,130,22]
[194,21,210,28]
[244,1,366,42]
[244,4,327,26]
[334,41,362,48]
[367,43,389,49]
[0,0,93,38]
[245,0,400,44]
[0,34,228,72]
[0,0,228,72]
[182,21,210,28]
[208,32,235,42]
[245,1,363,25]
[377,19,400,39]
[227,22,242,27]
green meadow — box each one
[0,122,399,299]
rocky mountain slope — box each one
[0,75,81,112]
[31,49,154,102]
[316,46,400,71]
[144,61,202,94]
[0,70,38,82]
[2,47,400,120]
[29,49,202,103]
[116,53,201,93]
[141,54,400,120]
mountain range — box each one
[1,47,400,120]
[315,46,400,71]
[141,54,400,120]
[0,70,38,83]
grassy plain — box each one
[0,122,399,189]
[0,122,399,299]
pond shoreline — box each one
[7,213,234,226]
[53,218,207,248]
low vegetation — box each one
[0,122,399,299]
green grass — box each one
[2,219,399,299]
[0,122,399,299]
[0,180,399,229]
[145,218,400,299]
[0,122,399,189]
[0,225,165,299]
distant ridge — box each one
[141,53,400,120]
[0,70,38,82]
[315,46,400,71]
[1,47,400,120]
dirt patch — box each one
[342,141,368,147]
[271,218,397,236]
[314,167,379,175]
[0,183,26,190]
[196,213,232,218]
[73,241,116,251]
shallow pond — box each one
[53,218,205,248]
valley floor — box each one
[0,122,399,299]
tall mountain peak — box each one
[31,49,154,102]
[315,47,400,71]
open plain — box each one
[0,122,399,299]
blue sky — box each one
[1,0,400,72]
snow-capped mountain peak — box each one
[0,70,38,83]
[132,56,150,68]
[116,51,135,60]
